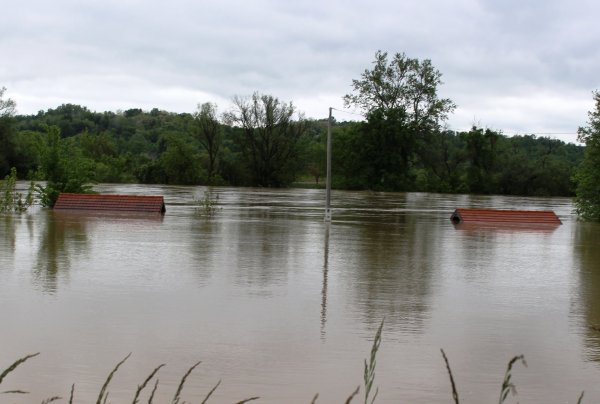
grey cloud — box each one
[2,0,599,137]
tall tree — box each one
[343,51,455,190]
[359,107,415,190]
[0,87,16,117]
[0,87,17,176]
[575,91,600,220]
[192,102,222,184]
[460,127,501,194]
[158,134,203,185]
[343,51,455,127]
[224,92,307,187]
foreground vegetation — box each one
[0,322,586,403]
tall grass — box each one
[0,352,39,395]
[498,355,527,404]
[363,319,383,404]
[0,352,257,403]
[441,349,459,404]
[0,331,588,403]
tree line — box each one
[0,51,587,208]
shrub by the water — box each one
[0,167,34,213]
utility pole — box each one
[324,107,332,221]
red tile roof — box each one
[451,208,561,225]
[54,193,166,214]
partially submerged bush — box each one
[194,190,220,217]
[0,167,34,213]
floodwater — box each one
[1,184,600,403]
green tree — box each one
[415,129,466,192]
[37,125,94,207]
[0,87,17,176]
[37,104,97,137]
[360,108,415,190]
[224,92,307,187]
[343,51,455,127]
[575,91,600,220]
[459,127,501,194]
[0,87,16,117]
[192,102,222,184]
[330,121,370,189]
[158,134,203,185]
[10,130,45,178]
[343,51,456,190]
[497,135,577,196]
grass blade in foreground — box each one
[498,354,526,404]
[201,379,221,404]
[235,397,260,403]
[0,352,40,385]
[41,396,62,403]
[364,320,383,404]
[132,364,165,404]
[441,349,460,404]
[96,353,131,404]
[171,360,201,404]
[148,379,159,404]
[345,386,360,403]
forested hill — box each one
[2,103,584,197]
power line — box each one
[504,132,578,136]
[330,107,364,117]
[330,109,581,138]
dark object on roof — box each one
[450,208,561,225]
[54,193,166,214]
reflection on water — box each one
[1,186,600,403]
[335,214,435,333]
[34,211,89,293]
[574,222,600,361]
[321,223,330,337]
[0,214,17,253]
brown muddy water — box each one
[1,184,600,403]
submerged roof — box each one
[54,193,166,214]
[451,208,561,225]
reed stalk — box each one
[148,379,159,404]
[235,397,260,403]
[364,319,383,404]
[132,364,165,404]
[201,379,221,404]
[0,336,590,403]
[345,385,360,403]
[171,360,201,404]
[96,353,131,404]
[498,354,526,404]
[0,352,39,385]
[441,349,460,404]
[41,396,62,403]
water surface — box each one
[1,185,599,403]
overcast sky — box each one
[2,0,599,143]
